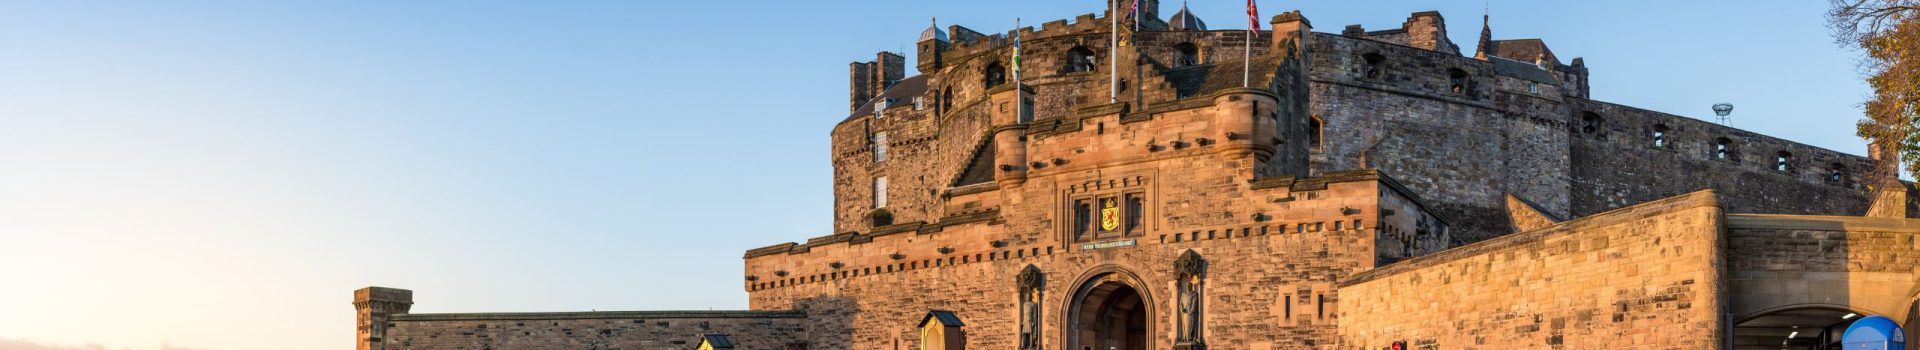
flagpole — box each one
[1015,17,1023,122]
[1109,1,1118,103]
[1244,0,1256,87]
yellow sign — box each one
[1100,198,1120,231]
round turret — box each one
[1168,4,1206,31]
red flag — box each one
[1247,0,1261,37]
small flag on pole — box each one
[1129,0,1140,29]
[1244,0,1259,87]
[1247,0,1262,36]
[1012,20,1022,79]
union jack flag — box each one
[1247,0,1261,37]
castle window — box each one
[1362,53,1385,80]
[1065,46,1097,73]
[1073,199,1092,240]
[1125,193,1144,235]
[984,62,1007,88]
[1650,124,1669,148]
[1580,112,1601,134]
[875,98,891,118]
[940,88,954,114]
[1527,82,1540,94]
[1829,163,1849,185]
[1317,293,1326,319]
[1447,68,1470,95]
[913,96,925,110]
[1308,116,1325,150]
[1713,137,1733,160]
[1174,43,1201,67]
[1019,97,1034,123]
[872,131,888,162]
[873,176,889,208]
[1776,151,1794,172]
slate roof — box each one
[1486,38,1557,64]
[697,334,734,349]
[920,310,965,327]
[1168,5,1207,31]
[1489,56,1558,84]
[848,75,929,121]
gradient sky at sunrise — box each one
[0,1,1871,349]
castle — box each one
[354,2,1920,349]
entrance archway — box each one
[1733,304,1883,350]
[1065,268,1154,350]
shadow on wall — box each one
[1724,214,1920,349]
[793,296,858,350]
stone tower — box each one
[354,287,414,350]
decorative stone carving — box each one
[1016,265,1044,350]
[1173,250,1207,350]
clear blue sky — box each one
[0,1,1867,349]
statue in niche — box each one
[1173,250,1207,350]
[1016,265,1044,350]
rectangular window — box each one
[1285,295,1292,320]
[873,176,888,208]
[1073,199,1092,240]
[913,96,925,110]
[872,131,888,162]
[1527,82,1539,94]
[1317,294,1326,319]
[1125,193,1144,235]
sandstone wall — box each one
[381,311,810,350]
[748,171,1435,350]
[1337,191,1727,349]
[1724,214,1920,321]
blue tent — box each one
[1843,315,1906,350]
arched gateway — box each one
[1064,266,1156,350]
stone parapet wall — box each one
[1338,191,1727,349]
[382,311,809,350]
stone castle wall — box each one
[1724,214,1920,323]
[380,311,811,350]
[1337,191,1728,349]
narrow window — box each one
[984,62,1006,88]
[1073,199,1092,240]
[1776,151,1793,172]
[1650,124,1669,148]
[1018,97,1034,123]
[1447,68,1469,95]
[1308,117,1325,150]
[1317,294,1326,319]
[1125,193,1144,235]
[912,96,925,110]
[1713,137,1732,159]
[1829,163,1848,185]
[1174,43,1202,67]
[873,176,888,208]
[1362,53,1386,80]
[1065,46,1097,73]
[939,88,954,114]
[1284,295,1293,319]
[872,131,888,162]
[874,98,890,118]
[1527,82,1539,94]
[1580,112,1601,134]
